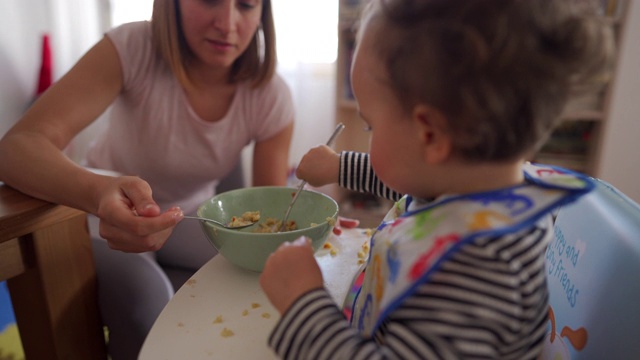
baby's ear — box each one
[413,104,452,165]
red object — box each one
[36,34,53,96]
[338,217,360,229]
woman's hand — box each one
[295,145,340,187]
[94,175,183,253]
[260,237,324,315]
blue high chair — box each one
[540,179,640,359]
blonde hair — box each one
[151,0,276,89]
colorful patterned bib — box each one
[348,163,594,336]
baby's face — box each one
[350,22,426,196]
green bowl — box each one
[197,186,339,272]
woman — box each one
[0,0,293,358]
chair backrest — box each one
[540,179,640,359]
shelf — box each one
[570,0,626,18]
[532,153,591,173]
[560,110,605,121]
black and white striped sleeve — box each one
[339,151,403,202]
[267,220,552,360]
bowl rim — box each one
[196,186,339,236]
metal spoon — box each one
[278,123,346,232]
[182,215,257,229]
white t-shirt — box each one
[85,21,295,269]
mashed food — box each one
[228,211,260,227]
[229,211,298,232]
[253,218,297,233]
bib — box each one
[348,163,594,336]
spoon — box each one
[278,122,346,232]
[182,215,257,230]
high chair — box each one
[540,178,640,359]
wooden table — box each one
[139,228,370,360]
[0,183,107,359]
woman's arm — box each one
[0,36,123,211]
[251,121,294,186]
[0,36,183,252]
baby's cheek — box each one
[369,147,393,183]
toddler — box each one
[260,0,610,359]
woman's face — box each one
[179,0,262,69]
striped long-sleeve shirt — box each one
[268,152,551,359]
[339,151,403,202]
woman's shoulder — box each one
[105,21,153,59]
[106,21,151,42]
[105,21,161,88]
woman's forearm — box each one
[0,131,107,214]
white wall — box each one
[598,1,640,203]
[0,1,51,136]
[0,0,104,156]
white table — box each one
[139,228,370,360]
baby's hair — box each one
[361,0,613,161]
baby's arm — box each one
[339,151,403,201]
[260,237,324,315]
[296,146,402,202]
[265,227,550,359]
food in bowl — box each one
[197,186,339,272]
[253,218,297,233]
[229,212,298,233]
[228,211,261,227]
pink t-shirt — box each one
[86,21,294,214]
[85,22,294,268]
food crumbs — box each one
[323,242,332,249]
[358,259,365,265]
[177,322,184,327]
[357,250,366,259]
[186,279,197,286]
[326,217,336,226]
[330,248,338,257]
[212,315,223,324]
[242,309,249,316]
[251,302,261,309]
[261,313,271,319]
[220,328,235,338]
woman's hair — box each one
[151,0,276,89]
[361,0,613,161]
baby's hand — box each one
[260,237,324,315]
[295,145,340,187]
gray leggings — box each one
[89,163,243,360]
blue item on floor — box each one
[1,280,24,359]
[0,281,15,332]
